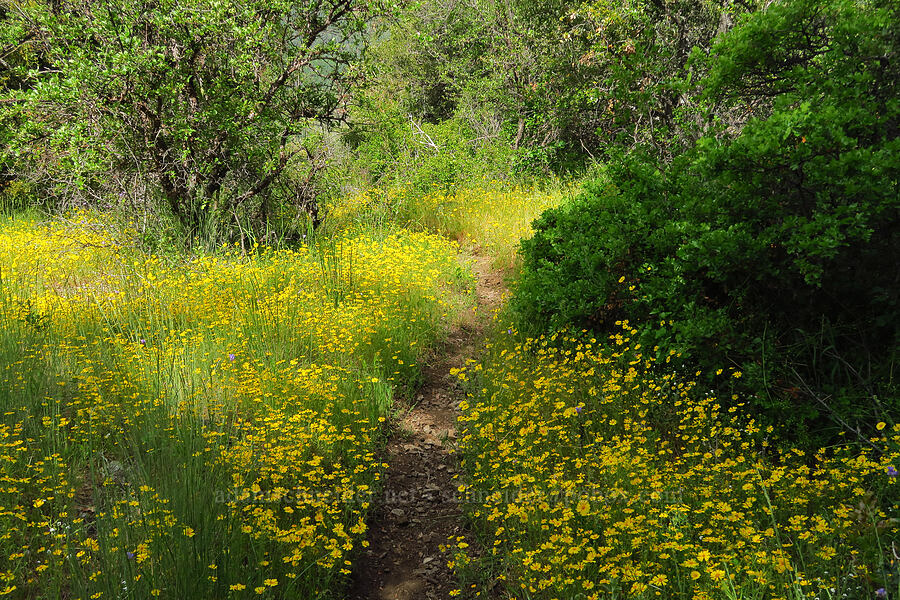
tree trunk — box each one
[514,116,525,149]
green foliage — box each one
[569,0,749,157]
[345,92,516,194]
[1,0,388,246]
[514,0,900,442]
[368,0,752,171]
[357,0,586,172]
[0,2,41,207]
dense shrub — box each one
[345,95,517,194]
[514,0,899,441]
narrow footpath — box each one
[349,255,504,600]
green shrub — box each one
[345,93,517,194]
[514,0,900,443]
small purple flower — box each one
[228,353,236,362]
[139,338,146,346]
[507,328,513,335]
[876,588,887,599]
[126,551,135,560]
[888,466,897,478]
[575,406,583,414]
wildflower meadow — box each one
[1,0,897,597]
[453,323,900,599]
[0,212,468,598]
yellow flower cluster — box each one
[0,213,466,598]
[455,324,900,599]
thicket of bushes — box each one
[514,0,900,442]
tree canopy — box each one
[2,0,387,242]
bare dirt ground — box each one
[348,255,504,600]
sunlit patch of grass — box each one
[409,186,565,269]
[0,211,469,599]
[324,181,568,269]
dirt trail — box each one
[348,255,504,600]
